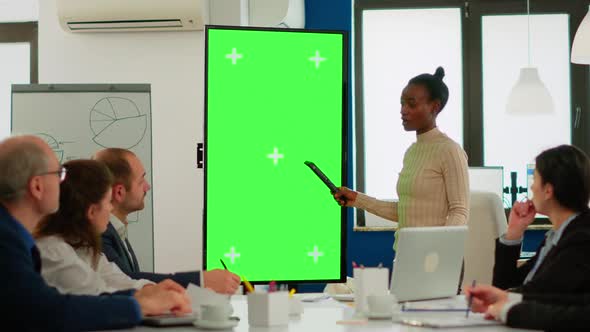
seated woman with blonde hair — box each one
[35,159,154,295]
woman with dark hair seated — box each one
[35,159,154,295]
[493,144,590,294]
[463,144,590,330]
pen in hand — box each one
[220,258,228,270]
[466,280,476,318]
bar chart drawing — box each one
[90,97,147,149]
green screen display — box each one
[205,26,346,283]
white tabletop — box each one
[103,294,540,332]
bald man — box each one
[0,136,190,331]
[94,148,240,294]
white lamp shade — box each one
[506,67,554,114]
[572,10,590,64]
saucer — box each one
[193,317,239,330]
[366,311,393,320]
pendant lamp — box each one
[506,0,553,114]
[571,9,590,64]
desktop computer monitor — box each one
[203,26,347,283]
[526,163,549,219]
[526,163,536,200]
[468,166,505,207]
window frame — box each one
[0,22,38,84]
[466,0,589,161]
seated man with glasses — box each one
[38,166,67,182]
[0,135,191,331]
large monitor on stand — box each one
[204,26,348,284]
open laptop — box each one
[390,225,467,302]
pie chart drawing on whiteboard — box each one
[36,133,64,163]
[90,97,147,149]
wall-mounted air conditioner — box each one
[57,0,207,32]
[209,0,304,29]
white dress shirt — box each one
[499,292,523,323]
[110,214,135,264]
[36,235,153,295]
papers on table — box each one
[300,293,350,308]
[401,296,469,312]
[330,294,355,302]
[399,314,502,328]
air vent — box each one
[67,20,184,31]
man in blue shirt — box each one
[0,135,191,331]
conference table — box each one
[110,294,540,332]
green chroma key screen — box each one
[204,26,347,283]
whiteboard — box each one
[11,84,154,272]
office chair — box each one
[463,191,508,288]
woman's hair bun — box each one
[434,66,445,80]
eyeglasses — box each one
[38,166,67,182]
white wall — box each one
[39,0,204,273]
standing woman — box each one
[335,67,469,244]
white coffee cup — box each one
[201,304,233,322]
[367,294,398,314]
